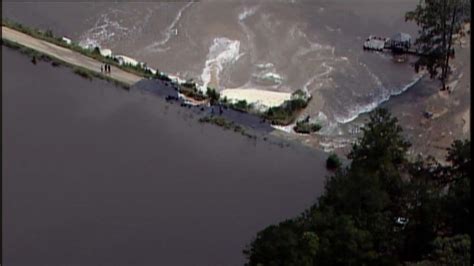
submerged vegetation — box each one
[199,116,256,139]
[72,66,129,89]
[244,108,471,265]
[294,116,322,134]
[73,68,93,80]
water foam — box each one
[200,37,243,92]
[238,6,259,66]
[79,13,129,48]
[319,137,353,152]
[303,62,334,94]
[239,6,259,21]
[261,72,283,83]
[334,74,425,124]
[271,124,295,133]
[256,63,274,69]
[253,71,284,85]
[145,2,194,52]
[294,27,334,57]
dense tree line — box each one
[244,108,470,265]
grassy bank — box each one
[2,18,155,79]
[2,38,130,89]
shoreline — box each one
[2,30,325,159]
[2,21,313,127]
[132,79,321,152]
[3,19,469,163]
[335,73,425,124]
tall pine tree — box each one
[405,0,470,90]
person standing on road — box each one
[101,65,103,73]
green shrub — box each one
[206,87,220,105]
[156,72,171,82]
[294,120,322,134]
[265,98,310,125]
[291,89,308,99]
[232,100,250,111]
[326,153,342,170]
[45,29,54,38]
[180,83,207,101]
[92,46,101,55]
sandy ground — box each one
[220,88,292,109]
[2,26,143,85]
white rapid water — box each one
[79,12,129,48]
[238,6,259,21]
[252,62,284,85]
[334,74,425,124]
[200,37,243,92]
[238,6,259,67]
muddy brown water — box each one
[3,1,420,128]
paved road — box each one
[2,26,143,85]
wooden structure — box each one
[388,32,412,53]
[363,35,388,51]
[362,32,422,56]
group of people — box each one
[101,64,111,74]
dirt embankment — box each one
[2,26,143,85]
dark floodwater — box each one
[132,79,275,133]
[2,47,329,266]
